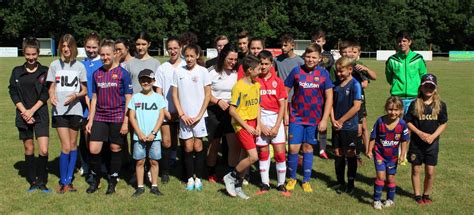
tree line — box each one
[0,0,472,52]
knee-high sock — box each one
[160,147,171,175]
[110,151,122,177]
[194,150,205,179]
[59,152,69,185]
[184,151,194,179]
[25,154,36,184]
[276,162,286,186]
[89,153,102,179]
[374,179,385,201]
[335,156,345,184]
[302,152,313,183]
[387,183,397,200]
[37,155,48,184]
[287,153,298,179]
[319,132,327,151]
[258,150,270,185]
[347,156,358,187]
[66,150,77,185]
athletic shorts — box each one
[205,105,234,140]
[179,117,207,139]
[374,154,398,175]
[256,112,285,146]
[133,140,161,160]
[89,121,126,145]
[332,130,358,152]
[52,115,83,130]
[288,123,318,145]
[235,119,257,150]
[18,121,49,140]
[408,140,439,166]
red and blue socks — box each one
[374,179,384,201]
[387,183,396,200]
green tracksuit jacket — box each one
[385,50,427,98]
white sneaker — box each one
[373,200,383,210]
[383,199,395,208]
[186,177,195,191]
[243,179,249,186]
[223,173,236,197]
[194,178,203,191]
[235,187,250,200]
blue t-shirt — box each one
[127,92,166,141]
[333,78,362,131]
[82,58,103,118]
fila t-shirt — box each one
[46,59,87,116]
[171,65,211,117]
[128,92,166,141]
[154,60,186,113]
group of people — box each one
[8,29,447,209]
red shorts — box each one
[235,119,257,150]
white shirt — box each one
[208,68,237,103]
[171,65,211,117]
[154,60,186,113]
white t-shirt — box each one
[208,68,237,103]
[154,60,186,113]
[171,65,211,117]
[46,59,87,116]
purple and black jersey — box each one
[371,117,409,162]
[284,65,333,126]
[92,66,133,123]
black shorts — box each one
[205,105,234,140]
[18,121,49,140]
[332,130,358,153]
[408,140,439,166]
[52,115,83,130]
[90,121,126,145]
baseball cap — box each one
[138,69,155,79]
[421,73,437,87]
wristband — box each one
[151,131,157,136]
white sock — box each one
[320,149,325,154]
[259,159,271,185]
[276,162,286,186]
[187,177,194,184]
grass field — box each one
[0,57,473,214]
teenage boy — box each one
[237,30,250,60]
[223,55,262,199]
[206,35,229,68]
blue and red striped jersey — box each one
[92,66,133,123]
[371,117,410,162]
[284,65,333,126]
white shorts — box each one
[256,111,286,146]
[179,117,208,139]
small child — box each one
[128,69,166,197]
[330,56,361,194]
[367,96,409,209]
[172,44,211,191]
[224,55,262,199]
[406,74,448,205]
[255,51,289,196]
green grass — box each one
[0,57,473,214]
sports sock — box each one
[194,150,205,179]
[184,151,194,179]
[302,152,313,183]
[319,132,327,151]
[287,153,298,179]
[37,154,48,184]
[25,154,36,184]
[59,152,69,185]
[276,162,286,186]
[387,183,396,200]
[374,179,385,201]
[110,151,122,177]
[347,156,358,187]
[89,153,102,178]
[356,137,363,157]
[334,156,346,184]
[258,150,270,185]
[66,150,77,184]
[160,147,170,175]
